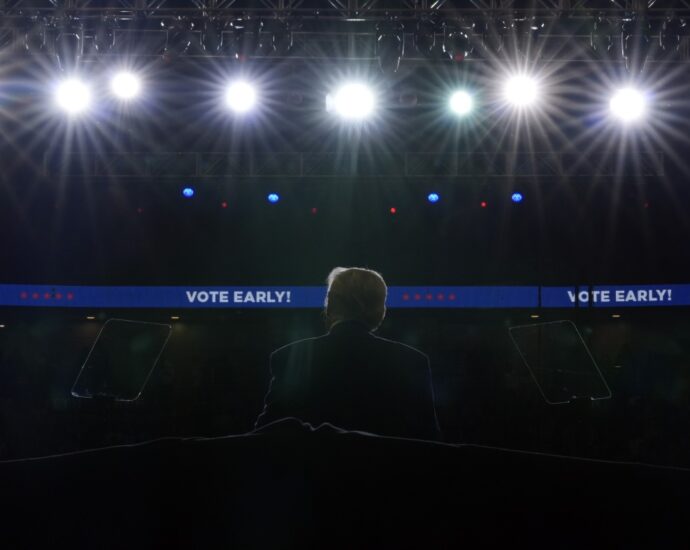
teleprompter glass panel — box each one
[71,319,172,401]
[509,320,611,405]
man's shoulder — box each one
[270,331,429,369]
[370,334,429,364]
[270,334,327,358]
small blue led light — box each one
[511,192,523,203]
[427,193,440,203]
[182,187,194,198]
[267,193,280,203]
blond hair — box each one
[324,267,387,331]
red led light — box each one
[32,292,39,300]
[67,292,74,301]
[55,292,63,300]
[221,201,228,209]
[389,207,397,214]
[480,201,487,208]
[402,293,410,301]
[44,292,51,300]
[137,207,144,214]
[20,291,28,300]
[414,293,421,301]
[311,207,318,215]
[437,294,445,301]
[425,293,433,300]
[449,293,456,301]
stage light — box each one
[414,18,439,58]
[389,207,397,214]
[24,16,47,53]
[449,90,473,116]
[225,80,257,113]
[513,17,545,57]
[267,193,280,203]
[225,18,260,60]
[504,75,538,107]
[376,21,404,74]
[427,193,440,203]
[327,83,375,120]
[110,71,141,100]
[659,17,687,53]
[182,187,194,198]
[94,16,116,53]
[164,17,194,58]
[201,18,226,54]
[480,201,488,208]
[511,192,523,203]
[590,16,614,56]
[55,16,82,72]
[477,18,507,54]
[609,88,646,123]
[443,21,473,62]
[55,78,92,115]
[256,19,294,56]
[621,15,651,76]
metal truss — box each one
[1,0,690,15]
[1,0,689,61]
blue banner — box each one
[540,285,690,308]
[0,285,324,309]
[0,283,689,309]
[387,286,537,308]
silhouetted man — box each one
[255,267,441,440]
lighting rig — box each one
[0,0,685,182]
[0,1,687,66]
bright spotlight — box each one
[427,193,440,203]
[609,88,647,123]
[267,193,280,203]
[110,72,141,100]
[504,75,539,107]
[225,81,257,113]
[511,192,524,203]
[182,187,195,198]
[327,83,375,120]
[55,78,92,114]
[449,90,473,116]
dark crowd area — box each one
[1,308,689,467]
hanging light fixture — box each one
[23,15,47,54]
[54,14,83,72]
[443,20,473,62]
[163,16,195,59]
[621,13,651,77]
[659,16,687,54]
[590,15,614,57]
[376,20,404,74]
[201,17,226,55]
[414,17,437,58]
[93,15,116,54]
[225,18,260,61]
[477,18,507,55]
